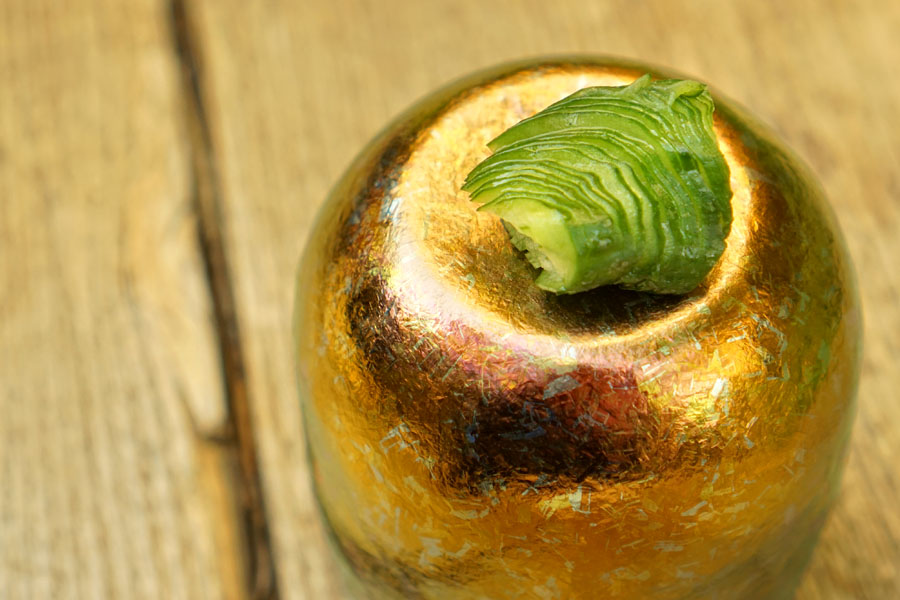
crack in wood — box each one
[169,1,280,598]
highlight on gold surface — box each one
[294,58,861,599]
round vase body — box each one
[295,58,861,600]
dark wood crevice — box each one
[168,1,280,598]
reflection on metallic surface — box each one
[294,58,861,599]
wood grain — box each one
[0,1,246,598]
[189,0,900,597]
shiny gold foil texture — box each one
[295,58,861,599]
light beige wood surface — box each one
[2,0,898,598]
[0,1,245,598]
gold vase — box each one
[295,58,861,599]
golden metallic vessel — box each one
[295,58,861,599]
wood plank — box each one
[189,0,900,597]
[0,1,246,598]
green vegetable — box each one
[463,74,733,295]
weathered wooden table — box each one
[2,1,897,598]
